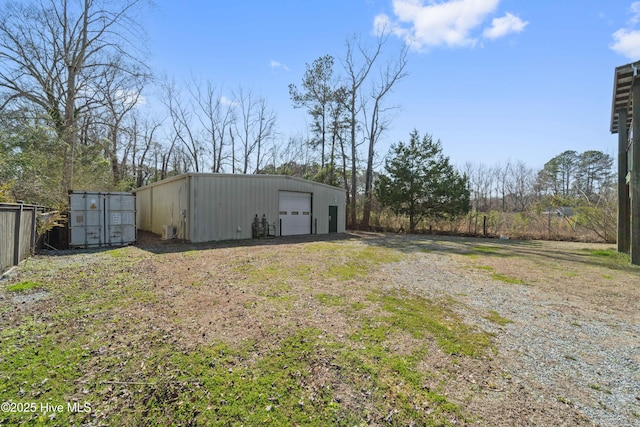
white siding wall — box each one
[136,174,346,243]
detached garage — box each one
[134,173,346,242]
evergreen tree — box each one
[375,130,470,233]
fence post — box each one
[13,203,23,265]
[31,207,38,254]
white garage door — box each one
[279,191,311,236]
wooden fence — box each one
[0,203,43,274]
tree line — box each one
[0,0,615,241]
[0,0,408,225]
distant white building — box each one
[542,206,574,217]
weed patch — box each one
[581,248,634,270]
[491,273,527,285]
[6,280,41,292]
[370,292,493,357]
[483,310,513,326]
[473,259,528,285]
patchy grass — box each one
[491,273,527,285]
[2,240,475,426]
[557,396,573,406]
[370,292,493,357]
[588,383,612,394]
[314,293,344,306]
[483,310,513,326]
[323,245,402,281]
[5,280,41,292]
[472,245,502,254]
[587,248,623,258]
[461,245,510,259]
[5,234,626,426]
[235,243,402,284]
[349,301,367,311]
[581,248,632,269]
[474,265,527,285]
[347,309,468,424]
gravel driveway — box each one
[374,234,640,427]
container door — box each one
[105,193,136,245]
[69,193,104,247]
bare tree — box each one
[232,87,276,174]
[189,79,235,173]
[128,113,161,187]
[162,79,203,172]
[341,34,383,227]
[493,160,512,212]
[0,0,150,194]
[361,37,408,228]
[340,30,407,228]
[464,162,497,212]
[95,60,147,184]
[265,133,319,177]
[508,160,535,211]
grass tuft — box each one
[6,280,41,292]
[483,310,513,326]
[491,273,526,285]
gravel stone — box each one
[379,241,639,427]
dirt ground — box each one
[132,231,640,425]
[3,231,639,426]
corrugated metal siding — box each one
[135,174,346,243]
[135,176,189,239]
[135,187,152,232]
[191,175,268,241]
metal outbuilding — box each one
[133,173,346,242]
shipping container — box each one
[68,191,136,248]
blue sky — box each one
[141,1,640,170]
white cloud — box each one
[220,95,237,107]
[610,3,640,59]
[483,12,528,39]
[611,29,640,59]
[631,1,640,24]
[373,12,408,39]
[269,60,290,72]
[374,0,527,51]
[381,0,499,49]
[114,89,145,108]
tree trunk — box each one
[350,106,357,228]
[62,67,78,194]
[361,105,378,228]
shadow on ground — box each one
[36,230,637,273]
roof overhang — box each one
[611,61,640,134]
